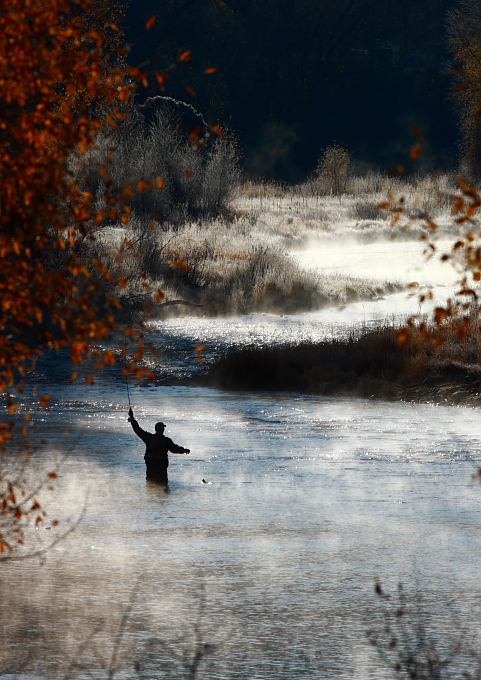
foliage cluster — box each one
[75,100,240,227]
[0,0,154,556]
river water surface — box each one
[2,239,481,680]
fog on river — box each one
[2,236,481,680]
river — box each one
[1,238,481,680]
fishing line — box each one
[125,367,131,409]
[123,342,132,410]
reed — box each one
[206,316,481,404]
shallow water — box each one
[3,238,481,679]
[3,380,481,679]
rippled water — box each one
[2,240,481,679]
[2,381,481,679]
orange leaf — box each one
[205,67,218,74]
[171,259,192,272]
[146,16,156,30]
[410,144,423,161]
[397,329,408,346]
[48,472,57,479]
[179,50,193,62]
[185,168,192,178]
[195,344,206,363]
[155,72,169,89]
[186,86,196,96]
[211,124,225,136]
[411,125,424,141]
[434,307,448,325]
[156,177,164,189]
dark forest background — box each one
[124,0,459,181]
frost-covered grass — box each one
[76,173,470,317]
[233,173,463,246]
[88,215,404,317]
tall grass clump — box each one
[206,313,481,404]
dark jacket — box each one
[130,417,186,468]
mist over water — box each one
[295,239,460,288]
[2,238,481,679]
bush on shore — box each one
[206,316,481,404]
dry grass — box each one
[83,215,404,318]
[206,315,481,404]
[73,172,470,318]
[232,173,463,247]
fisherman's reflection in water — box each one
[128,408,190,487]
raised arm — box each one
[128,408,150,443]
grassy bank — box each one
[85,217,405,320]
[79,170,465,318]
[205,317,481,406]
[65,133,470,319]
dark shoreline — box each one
[181,325,481,408]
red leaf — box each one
[411,125,424,141]
[410,144,423,161]
[211,124,225,136]
[146,16,156,30]
[155,72,169,89]
[171,259,192,272]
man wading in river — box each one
[128,408,190,485]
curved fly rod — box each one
[125,362,131,410]
[122,300,203,411]
[123,328,134,414]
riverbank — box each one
[202,319,481,407]
[89,172,462,319]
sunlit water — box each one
[2,239,481,679]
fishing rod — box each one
[125,366,131,410]
[123,341,132,412]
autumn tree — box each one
[0,0,158,556]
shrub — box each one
[75,100,241,227]
[349,199,383,221]
[315,143,352,195]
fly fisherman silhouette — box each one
[128,408,190,486]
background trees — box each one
[124,0,458,180]
[447,0,481,178]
